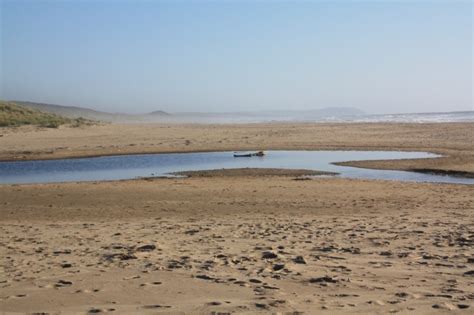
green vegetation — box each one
[0,101,95,128]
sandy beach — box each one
[1,122,473,314]
[1,122,473,174]
[2,0,472,313]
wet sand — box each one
[0,122,473,314]
[171,168,337,178]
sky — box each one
[0,0,472,114]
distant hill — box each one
[0,101,93,128]
[9,101,365,123]
[148,110,171,116]
[15,101,126,121]
[171,107,366,123]
[13,101,171,122]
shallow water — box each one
[0,150,472,185]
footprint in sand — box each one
[142,304,172,309]
[74,289,100,294]
[54,280,72,288]
[139,281,162,287]
[7,294,27,299]
[87,307,116,313]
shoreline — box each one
[0,145,448,162]
[2,146,474,180]
[1,122,472,176]
[333,159,474,179]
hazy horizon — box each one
[1,0,472,115]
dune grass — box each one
[0,101,94,128]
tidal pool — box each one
[0,150,472,185]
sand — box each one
[0,122,473,174]
[0,122,473,314]
[171,168,337,178]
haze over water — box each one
[159,110,474,124]
[1,1,472,115]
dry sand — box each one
[0,122,473,314]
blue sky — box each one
[1,0,472,114]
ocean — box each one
[164,111,474,124]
